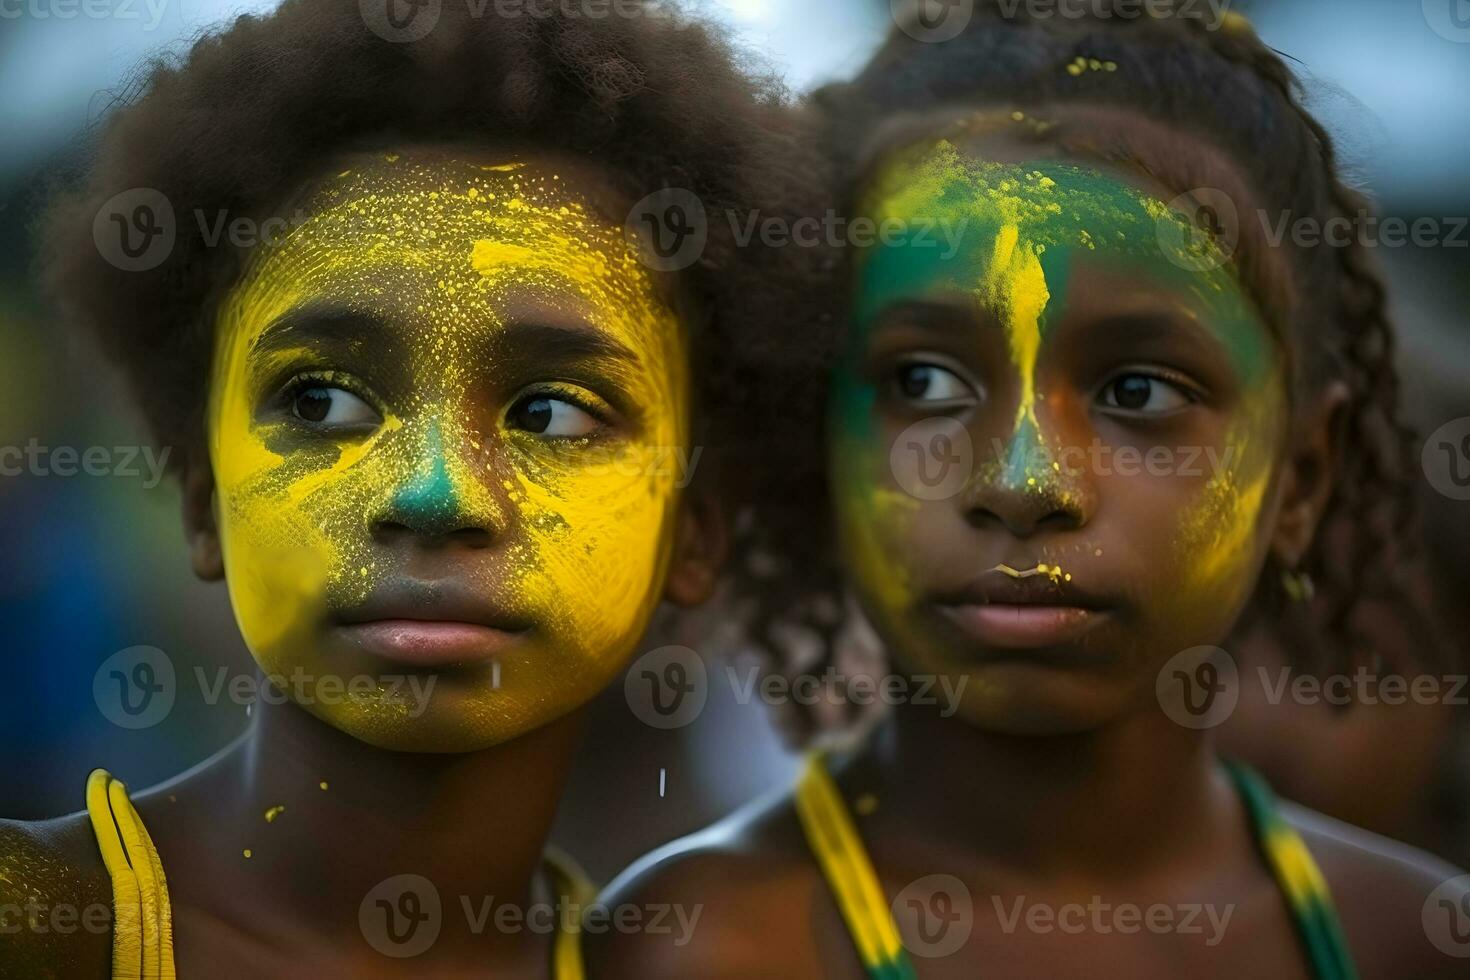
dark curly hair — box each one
[734,0,1450,738]
[40,0,834,520]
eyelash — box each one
[279,369,381,412]
[1097,367,1204,409]
[526,383,608,413]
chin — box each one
[319,711,523,753]
[943,663,1138,735]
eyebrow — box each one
[868,299,980,334]
[252,302,640,366]
[253,303,386,355]
[489,320,640,366]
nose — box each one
[962,419,1093,538]
[371,423,502,547]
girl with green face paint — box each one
[4,2,827,978]
[594,7,1466,980]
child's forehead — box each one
[274,150,629,254]
[225,147,661,314]
[212,147,686,371]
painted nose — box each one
[373,424,500,546]
[962,421,1092,538]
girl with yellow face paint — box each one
[4,2,827,977]
[210,150,691,753]
[594,7,1466,980]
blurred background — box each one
[1,0,1467,880]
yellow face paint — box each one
[209,150,689,751]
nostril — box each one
[371,520,494,548]
[447,527,493,549]
[372,520,415,541]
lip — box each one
[931,567,1112,650]
[332,578,531,667]
[936,603,1107,649]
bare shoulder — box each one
[584,786,836,980]
[1282,801,1469,978]
[0,811,112,978]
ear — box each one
[663,486,730,608]
[181,447,225,581]
[1270,380,1350,568]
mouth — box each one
[331,578,532,668]
[930,566,1112,651]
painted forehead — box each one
[854,138,1271,383]
[219,152,675,361]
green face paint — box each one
[831,137,1286,692]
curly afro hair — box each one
[41,0,835,521]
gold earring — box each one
[1281,568,1315,603]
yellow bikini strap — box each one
[86,769,176,980]
[544,846,594,980]
[795,752,916,979]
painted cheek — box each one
[1173,376,1284,609]
[206,154,694,746]
[831,368,919,619]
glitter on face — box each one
[833,137,1283,637]
[208,151,691,751]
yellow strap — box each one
[89,768,576,980]
[86,769,176,980]
[795,752,907,969]
[545,847,594,980]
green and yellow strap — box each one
[798,753,1356,980]
[1225,760,1358,980]
[795,752,918,980]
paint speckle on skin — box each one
[264,805,286,823]
[318,781,329,791]
[209,152,690,751]
[835,136,1285,654]
[992,562,1071,584]
[242,849,252,859]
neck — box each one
[150,688,585,949]
[855,698,1226,880]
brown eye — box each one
[506,395,599,437]
[292,386,379,427]
[1098,373,1191,414]
[895,363,973,404]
